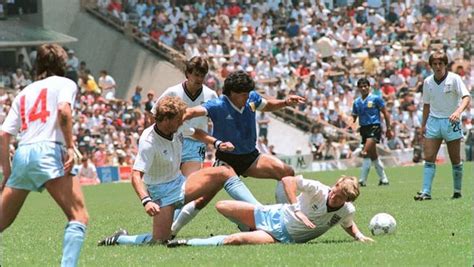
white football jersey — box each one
[282,176,355,243]
[1,76,77,145]
[153,82,217,137]
[133,125,183,184]
[422,72,470,118]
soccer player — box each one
[414,51,471,200]
[0,44,89,267]
[151,56,218,237]
[352,77,393,187]
[185,70,305,203]
[167,175,374,247]
[97,96,259,246]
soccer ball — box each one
[369,213,397,236]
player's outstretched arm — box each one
[183,106,207,121]
[343,223,374,243]
[261,95,306,112]
[192,128,235,152]
[0,131,12,191]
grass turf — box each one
[1,163,472,266]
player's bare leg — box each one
[45,174,89,267]
[151,205,175,243]
[0,187,29,232]
[215,200,257,229]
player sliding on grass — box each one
[184,70,305,205]
[167,175,373,247]
[98,96,260,246]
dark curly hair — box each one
[223,70,255,96]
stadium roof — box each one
[0,19,77,48]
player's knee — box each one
[215,200,232,213]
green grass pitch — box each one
[1,163,472,266]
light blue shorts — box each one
[146,175,186,208]
[181,138,206,163]
[254,204,294,244]
[425,116,463,142]
[7,142,65,192]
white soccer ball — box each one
[369,213,397,236]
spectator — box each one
[98,70,116,100]
[77,157,100,185]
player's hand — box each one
[64,147,75,174]
[448,111,461,123]
[144,201,160,216]
[295,210,316,229]
[357,235,374,243]
[218,142,235,152]
[385,129,393,139]
[285,95,306,106]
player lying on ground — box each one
[98,96,260,246]
[167,175,373,247]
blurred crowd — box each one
[96,0,473,159]
[1,0,474,177]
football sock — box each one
[224,176,261,205]
[452,163,463,193]
[187,235,227,246]
[360,158,371,183]
[373,158,389,182]
[422,162,436,195]
[61,221,86,267]
[117,233,153,245]
[171,201,200,236]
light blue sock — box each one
[61,221,86,267]
[452,163,463,193]
[422,162,436,195]
[224,176,261,205]
[187,235,227,246]
[117,233,153,245]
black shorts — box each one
[214,149,260,176]
[360,124,382,144]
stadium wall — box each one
[40,0,184,98]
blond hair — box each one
[336,176,360,202]
[153,96,187,122]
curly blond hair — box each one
[153,96,187,122]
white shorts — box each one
[7,142,65,192]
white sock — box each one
[360,158,371,183]
[171,201,199,236]
[373,158,388,182]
